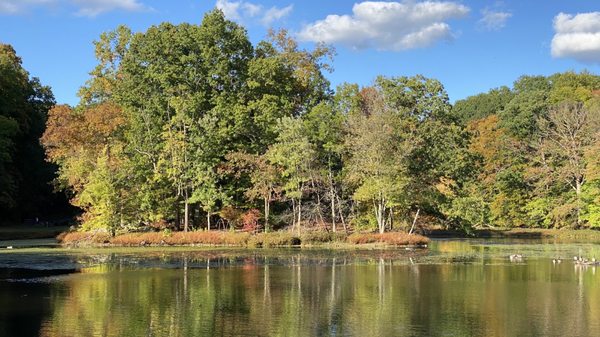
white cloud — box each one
[261,4,293,26]
[242,2,261,17]
[0,0,55,14]
[72,0,146,17]
[0,0,146,16]
[216,0,292,26]
[478,9,511,31]
[298,1,470,51]
[552,12,600,63]
[215,0,244,21]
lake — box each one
[1,239,600,337]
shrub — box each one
[147,219,171,231]
[241,209,262,233]
[57,231,111,245]
[300,231,348,244]
[220,206,243,229]
[109,231,251,246]
[347,232,429,246]
[110,232,165,245]
[252,232,300,248]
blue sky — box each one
[1,0,600,105]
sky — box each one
[1,0,600,105]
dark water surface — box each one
[1,240,600,337]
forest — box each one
[3,9,600,234]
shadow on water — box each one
[0,268,78,281]
[0,278,55,337]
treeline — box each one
[26,10,600,233]
[0,44,71,224]
[454,73,600,229]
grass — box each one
[57,230,429,248]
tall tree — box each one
[42,103,127,232]
[345,86,412,233]
[267,117,317,233]
[535,101,600,227]
[0,43,60,221]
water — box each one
[1,240,600,337]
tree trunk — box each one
[376,197,386,234]
[336,194,347,233]
[297,198,302,236]
[330,183,336,233]
[409,208,420,235]
[207,211,211,231]
[176,203,181,231]
[291,199,296,230]
[184,198,189,232]
[316,192,325,225]
[264,196,270,233]
[576,179,582,227]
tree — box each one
[0,43,61,221]
[225,152,282,232]
[535,101,600,227]
[303,101,345,232]
[113,12,255,229]
[345,86,412,233]
[267,117,317,234]
[42,103,127,232]
[0,116,18,208]
[452,86,513,124]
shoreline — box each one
[427,228,600,241]
[4,227,600,250]
[55,230,430,249]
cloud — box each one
[298,1,470,51]
[72,0,146,17]
[0,0,147,16]
[478,9,511,31]
[0,0,55,14]
[551,12,600,63]
[261,5,293,26]
[215,0,292,26]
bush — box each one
[57,231,111,245]
[109,231,251,246]
[219,206,243,229]
[147,219,172,231]
[110,232,165,245]
[241,209,262,233]
[347,232,429,246]
[251,232,301,248]
[300,231,347,244]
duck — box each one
[509,254,523,262]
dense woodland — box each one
[3,10,600,233]
[0,45,71,224]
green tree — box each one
[267,117,317,234]
[42,103,128,233]
[345,86,412,233]
[452,86,513,124]
[0,43,60,221]
[535,101,600,227]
